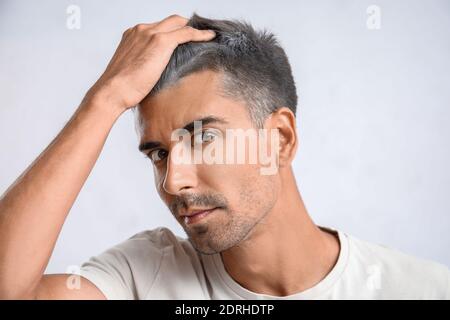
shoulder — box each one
[123,226,188,250]
[122,227,201,265]
[91,226,198,272]
[96,227,188,264]
[80,227,199,299]
[345,233,450,299]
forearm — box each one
[0,95,123,298]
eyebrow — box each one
[138,115,228,152]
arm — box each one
[0,14,216,300]
[0,97,119,299]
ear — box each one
[265,107,298,168]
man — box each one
[0,13,448,300]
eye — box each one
[147,149,168,163]
[192,129,218,146]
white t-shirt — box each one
[79,225,450,299]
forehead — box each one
[136,70,252,140]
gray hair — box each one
[146,13,298,128]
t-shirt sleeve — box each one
[79,229,165,300]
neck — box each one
[220,167,340,296]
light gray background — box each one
[0,0,449,273]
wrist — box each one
[80,93,125,123]
[82,83,128,119]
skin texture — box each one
[137,70,278,255]
[137,69,341,296]
[0,14,339,299]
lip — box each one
[182,208,218,225]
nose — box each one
[162,150,198,195]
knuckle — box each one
[183,25,195,33]
[144,28,155,36]
[134,23,146,32]
[168,14,183,21]
[122,29,130,38]
[151,33,166,44]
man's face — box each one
[137,70,280,255]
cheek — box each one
[199,163,274,208]
[154,171,174,210]
[153,167,166,196]
[234,165,279,216]
[197,162,258,192]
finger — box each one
[123,22,157,38]
[138,22,158,28]
[151,14,189,33]
[163,26,216,47]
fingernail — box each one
[208,30,216,36]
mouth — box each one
[181,207,219,225]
